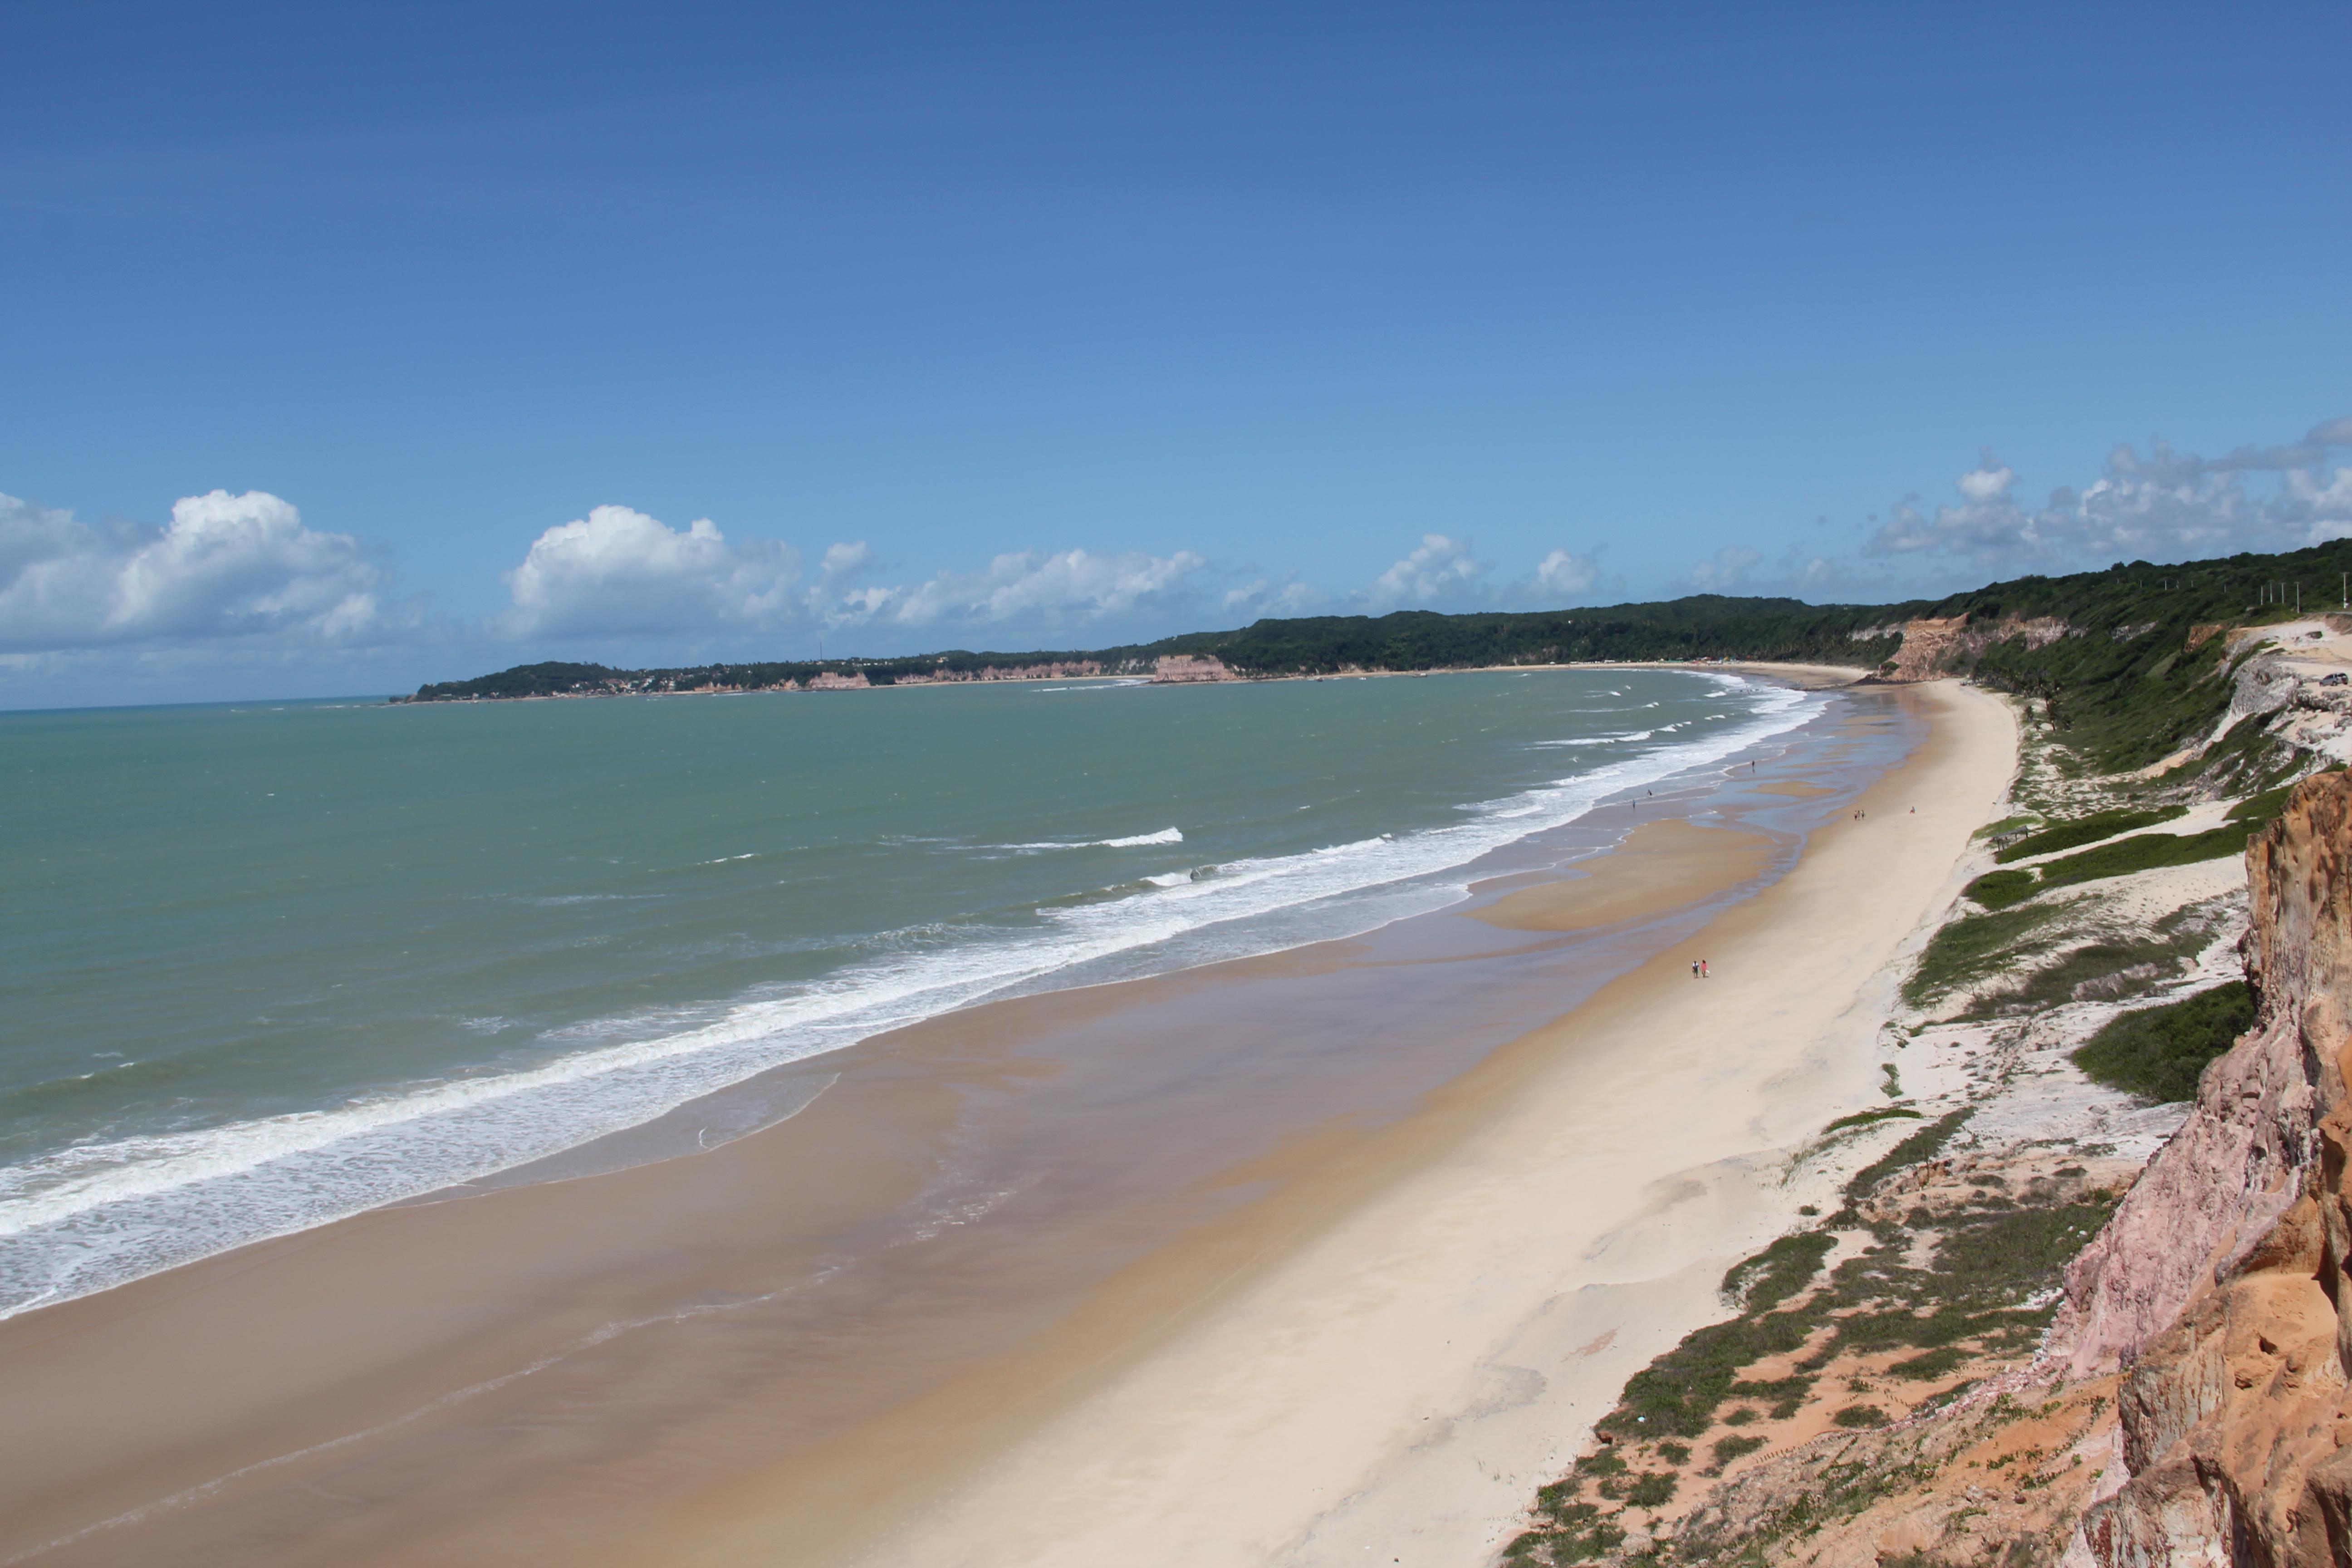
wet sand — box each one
[0,677,2010,1568]
[1472,818,1779,932]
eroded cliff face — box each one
[1873,614,2080,683]
[2055,771,2352,1566]
[1150,654,1240,683]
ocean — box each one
[0,667,1821,1318]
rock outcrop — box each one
[2054,771,2352,1566]
[1150,654,1240,683]
[1873,616,1971,682]
[1872,614,2080,683]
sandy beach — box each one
[652,678,2016,1567]
[0,676,2014,1568]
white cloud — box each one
[0,489,391,652]
[2275,464,2352,534]
[502,505,801,637]
[820,541,874,578]
[1690,545,1761,591]
[833,584,896,619]
[1222,576,1323,617]
[1792,554,1841,590]
[1866,420,2352,572]
[1954,458,2014,503]
[831,547,1209,630]
[498,508,1214,644]
[1533,548,1599,597]
[2205,415,2352,472]
[1366,534,1490,608]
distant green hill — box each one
[400,539,2352,774]
[1904,541,2352,770]
[396,598,1918,704]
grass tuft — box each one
[2071,981,2254,1102]
[1824,1107,1923,1134]
[1711,1434,1767,1467]
[1992,806,2186,863]
[2033,826,2247,891]
[1903,906,2064,1006]
[1720,1230,1838,1312]
[1844,1111,1970,1203]
[1965,825,2247,911]
[2226,774,2336,827]
[1964,869,2038,909]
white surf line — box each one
[0,676,1824,1320]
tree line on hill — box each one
[398,539,2352,772]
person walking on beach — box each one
[1700,959,1709,978]
[1691,959,1700,979]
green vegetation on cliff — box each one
[1505,1132,2118,1566]
[1992,806,2187,863]
[1965,825,2251,909]
[2072,981,2257,1103]
[1909,540,2352,771]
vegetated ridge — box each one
[399,541,2352,774]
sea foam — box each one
[0,676,1816,1318]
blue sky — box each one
[3,1,2347,705]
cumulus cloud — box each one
[1533,549,1599,597]
[0,489,391,652]
[820,540,874,579]
[1690,545,1761,591]
[496,506,1215,644]
[832,547,1210,630]
[1222,575,1323,617]
[502,505,803,637]
[1366,534,1490,607]
[1865,419,2352,573]
[1790,554,1842,591]
[2205,415,2352,473]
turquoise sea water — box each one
[0,669,1819,1316]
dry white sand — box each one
[660,680,2019,1568]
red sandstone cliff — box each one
[1872,613,2080,683]
[1150,654,1240,683]
[2053,771,2352,1565]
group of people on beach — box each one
[1689,958,1709,979]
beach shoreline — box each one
[647,677,2015,1568]
[383,657,1874,702]
[0,672,2009,1568]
